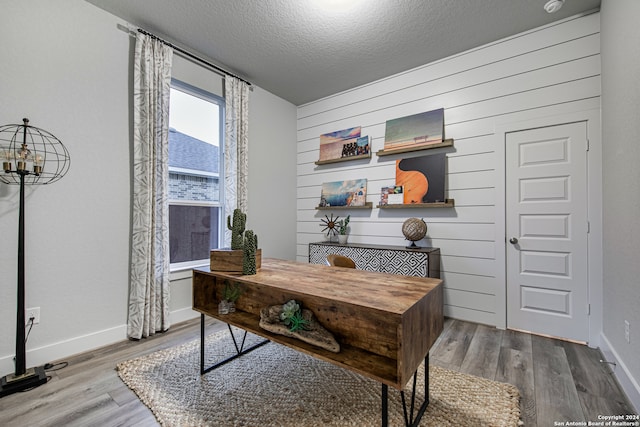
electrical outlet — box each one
[624,320,630,343]
[25,307,40,325]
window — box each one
[168,80,224,270]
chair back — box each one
[326,254,356,269]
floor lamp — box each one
[0,118,70,398]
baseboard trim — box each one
[170,306,199,325]
[0,323,127,376]
[599,332,640,413]
[1,306,200,377]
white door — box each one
[506,122,589,342]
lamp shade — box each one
[0,118,70,185]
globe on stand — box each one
[402,218,427,249]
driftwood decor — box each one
[259,301,340,353]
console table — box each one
[309,242,440,278]
[193,258,443,426]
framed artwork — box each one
[319,127,361,161]
[384,108,444,151]
[395,153,446,204]
[379,186,404,205]
[319,179,367,207]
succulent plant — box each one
[222,280,243,302]
[287,311,310,332]
[337,215,350,235]
[279,300,310,332]
[280,300,300,322]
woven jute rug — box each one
[117,327,522,426]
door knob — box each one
[509,237,518,245]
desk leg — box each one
[425,353,429,406]
[381,383,388,427]
[384,353,430,427]
[409,353,430,427]
[200,314,205,374]
[199,314,269,375]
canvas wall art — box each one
[384,108,444,151]
[319,126,361,161]
[395,153,446,204]
[319,179,367,207]
[340,135,370,158]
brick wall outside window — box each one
[169,172,218,203]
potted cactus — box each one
[210,208,261,273]
[243,230,259,275]
[227,208,246,250]
[337,215,350,244]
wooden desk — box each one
[193,258,442,388]
[193,259,443,425]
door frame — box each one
[495,107,602,347]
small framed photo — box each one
[379,186,403,205]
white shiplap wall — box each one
[296,12,601,326]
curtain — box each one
[128,33,173,339]
[223,75,250,246]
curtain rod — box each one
[136,28,252,88]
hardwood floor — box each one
[0,318,635,426]
[430,319,635,426]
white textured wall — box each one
[0,0,131,373]
[247,86,298,261]
[0,0,297,375]
[296,12,601,327]
[601,0,640,411]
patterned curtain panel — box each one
[223,75,250,246]
[128,33,173,339]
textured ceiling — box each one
[85,0,601,105]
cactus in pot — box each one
[243,230,258,275]
[227,208,246,250]
[337,215,350,244]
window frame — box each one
[168,79,225,272]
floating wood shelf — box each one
[376,139,454,157]
[315,153,371,165]
[377,199,455,209]
[316,202,373,210]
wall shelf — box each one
[377,199,455,209]
[315,153,371,165]
[376,139,454,157]
[316,202,373,210]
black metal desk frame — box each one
[199,314,269,375]
[199,313,430,427]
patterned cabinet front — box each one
[309,242,440,278]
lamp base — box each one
[0,366,47,398]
